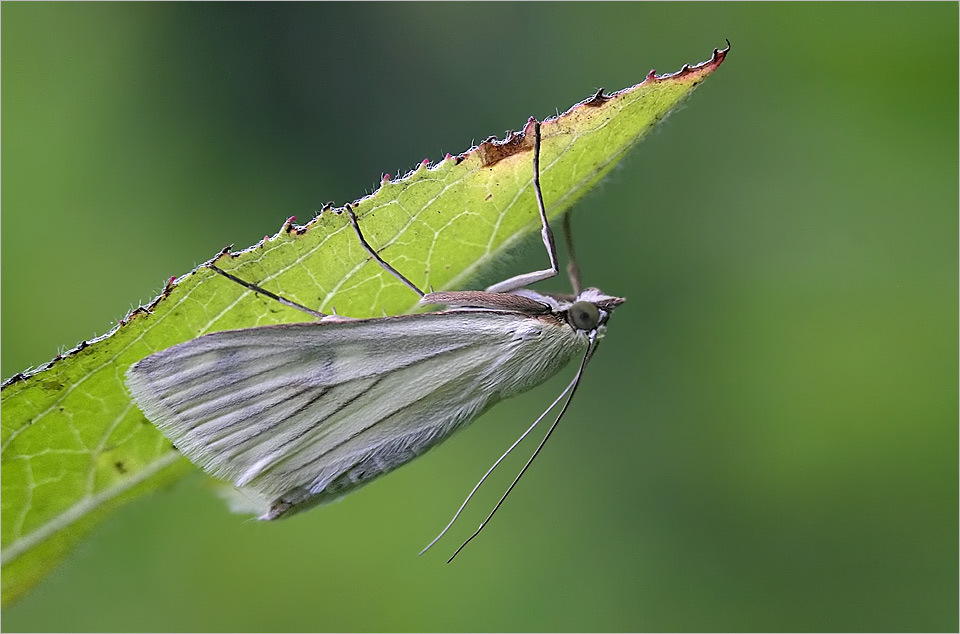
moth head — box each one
[565,288,626,332]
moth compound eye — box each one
[568,301,600,331]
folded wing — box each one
[126,310,584,516]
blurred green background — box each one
[2,3,956,632]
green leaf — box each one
[0,45,728,604]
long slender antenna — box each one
[419,373,580,556]
[562,212,582,295]
[209,264,328,320]
[447,333,599,563]
[346,204,425,298]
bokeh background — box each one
[2,3,956,632]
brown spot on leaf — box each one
[474,119,538,168]
[211,246,233,267]
[126,306,151,324]
[477,132,526,168]
[583,88,611,107]
[114,461,127,474]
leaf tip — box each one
[644,41,730,85]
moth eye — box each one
[568,301,600,331]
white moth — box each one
[126,121,625,559]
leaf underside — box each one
[0,45,728,604]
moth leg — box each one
[208,264,328,320]
[562,211,583,295]
[346,204,425,298]
[485,120,561,294]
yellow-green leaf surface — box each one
[0,45,727,604]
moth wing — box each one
[126,310,583,514]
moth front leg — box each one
[485,120,561,294]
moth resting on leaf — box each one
[126,120,625,559]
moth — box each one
[126,120,625,559]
